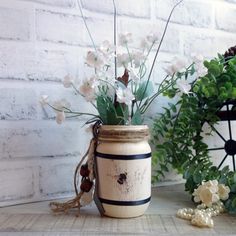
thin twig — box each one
[112,0,117,80]
[139,0,183,105]
[77,0,97,52]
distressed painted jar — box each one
[95,125,151,218]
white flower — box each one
[164,57,188,76]
[128,66,140,83]
[39,95,49,106]
[53,99,70,110]
[99,40,115,56]
[204,180,219,192]
[218,184,230,201]
[191,53,207,77]
[146,32,158,43]
[140,38,150,51]
[63,75,74,88]
[191,53,204,64]
[119,32,132,46]
[79,76,99,102]
[86,51,104,69]
[116,87,135,106]
[199,187,219,207]
[131,51,145,68]
[117,53,130,68]
[193,180,220,207]
[56,111,65,124]
[176,79,191,94]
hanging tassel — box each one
[49,121,104,216]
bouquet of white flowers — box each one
[40,0,194,126]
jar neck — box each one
[97,125,150,142]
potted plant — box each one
[42,0,187,218]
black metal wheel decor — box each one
[204,100,236,171]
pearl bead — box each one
[177,200,224,228]
[186,214,192,220]
[188,208,194,214]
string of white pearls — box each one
[176,201,225,228]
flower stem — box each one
[126,43,133,67]
[140,63,194,113]
[112,0,117,80]
[71,83,97,109]
[47,103,98,117]
[138,0,183,105]
[77,0,97,53]
[139,41,155,78]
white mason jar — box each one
[95,125,151,218]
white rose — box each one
[203,180,219,193]
[199,187,219,207]
[218,184,230,201]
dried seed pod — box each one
[80,179,93,192]
[80,164,90,177]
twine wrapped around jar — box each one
[97,125,150,142]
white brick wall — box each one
[0,0,236,206]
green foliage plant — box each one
[152,54,236,213]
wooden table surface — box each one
[0,184,235,235]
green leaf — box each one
[232,197,236,208]
[230,184,236,193]
[135,81,154,101]
[163,107,171,119]
[96,95,109,124]
[96,95,128,125]
[168,102,177,113]
[114,103,128,124]
[131,108,143,125]
[160,164,168,172]
[232,88,236,98]
[221,166,230,175]
[233,172,236,183]
[193,173,202,183]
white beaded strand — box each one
[176,201,225,228]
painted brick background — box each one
[0,0,236,206]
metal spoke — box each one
[208,122,226,142]
[207,147,225,151]
[227,104,233,140]
[233,155,236,171]
[218,153,228,170]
